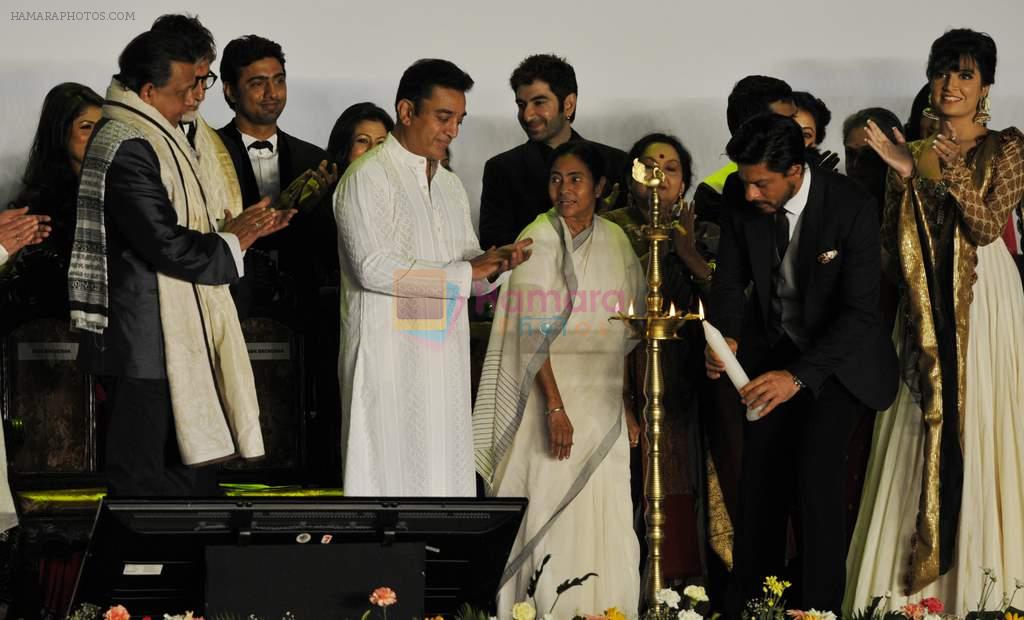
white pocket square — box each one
[817,250,839,264]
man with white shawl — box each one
[68,29,293,496]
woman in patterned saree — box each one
[845,28,1024,615]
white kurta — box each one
[335,134,500,496]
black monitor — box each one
[70,497,526,618]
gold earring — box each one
[922,93,940,121]
[974,95,991,125]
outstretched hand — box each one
[864,119,914,179]
[815,149,841,172]
[310,159,340,200]
[601,182,621,211]
[470,238,534,281]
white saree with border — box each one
[474,211,645,618]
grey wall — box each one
[2,0,1022,228]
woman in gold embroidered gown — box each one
[844,29,1024,615]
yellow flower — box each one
[604,607,627,620]
[512,601,537,620]
[1005,612,1023,620]
[765,576,791,598]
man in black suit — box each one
[479,53,627,250]
[71,30,292,497]
[706,113,898,615]
[218,34,338,319]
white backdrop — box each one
[2,0,1022,228]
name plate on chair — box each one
[17,342,79,361]
[246,342,291,361]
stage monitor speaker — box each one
[206,542,424,618]
[1,318,95,474]
[70,496,527,617]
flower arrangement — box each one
[785,611,836,620]
[741,575,792,620]
[848,570,1024,620]
[67,605,211,620]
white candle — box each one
[701,319,764,421]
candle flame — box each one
[668,301,676,317]
[698,299,705,320]
[613,301,621,314]
[627,300,635,315]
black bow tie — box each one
[248,140,274,152]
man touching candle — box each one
[705,113,897,616]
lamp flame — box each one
[614,301,621,314]
[698,299,705,320]
[627,300,635,316]
[668,301,676,317]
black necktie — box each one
[248,140,274,152]
[775,209,790,259]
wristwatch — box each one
[792,374,806,390]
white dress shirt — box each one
[240,131,280,201]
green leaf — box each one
[454,602,488,620]
[526,554,552,598]
[555,572,598,595]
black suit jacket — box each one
[218,122,335,318]
[479,130,628,249]
[710,169,898,411]
[79,132,240,379]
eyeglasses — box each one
[194,71,218,90]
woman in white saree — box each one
[474,141,646,618]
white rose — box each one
[657,588,682,610]
[511,601,536,620]
[683,585,709,603]
[677,610,703,620]
[924,614,942,620]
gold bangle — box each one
[545,406,565,416]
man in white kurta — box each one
[334,59,531,496]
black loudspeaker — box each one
[1,318,96,475]
[206,543,425,618]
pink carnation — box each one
[369,587,398,607]
[786,611,807,619]
[900,603,925,620]
[920,598,944,614]
[104,605,130,620]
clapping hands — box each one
[223,197,296,251]
[864,119,914,179]
[930,121,966,168]
[0,207,51,255]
